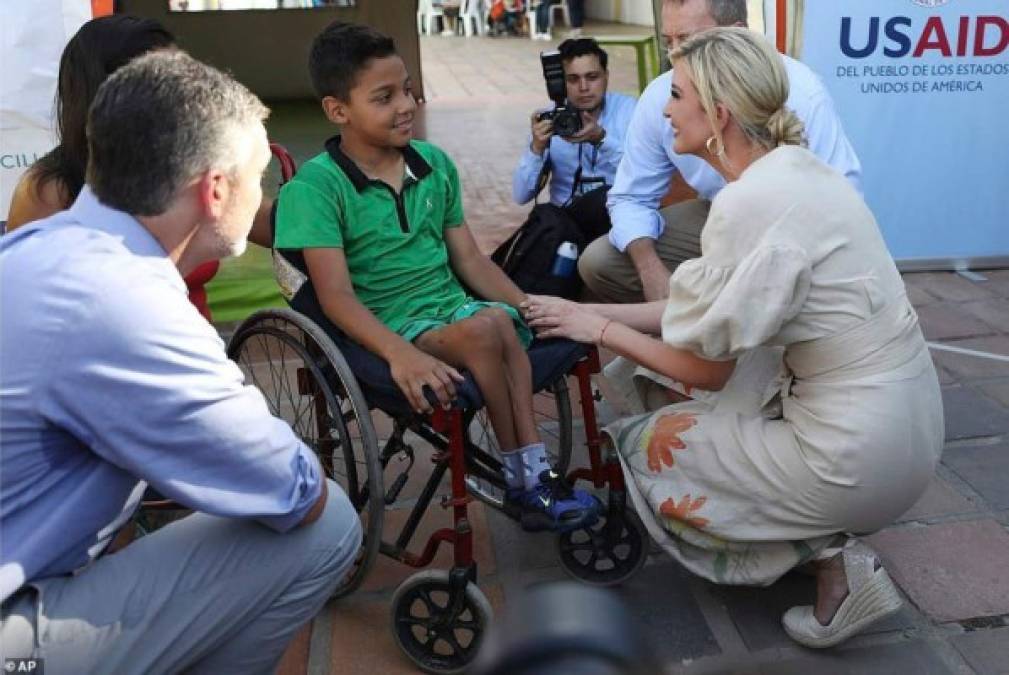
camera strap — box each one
[534,154,552,206]
[566,142,605,206]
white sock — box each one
[518,442,549,491]
[501,451,526,491]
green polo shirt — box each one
[274,137,470,336]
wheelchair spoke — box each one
[464,377,572,508]
[419,588,443,612]
[287,385,315,435]
[251,334,283,416]
[452,616,480,632]
[229,312,385,600]
[237,350,267,410]
[275,338,300,422]
[443,632,465,656]
[422,637,442,659]
[559,540,595,553]
[397,614,435,631]
[262,332,294,419]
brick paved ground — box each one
[267,20,1009,675]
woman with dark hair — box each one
[5,15,258,320]
[7,15,175,229]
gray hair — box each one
[86,50,268,215]
[665,0,748,26]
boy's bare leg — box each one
[416,316,600,532]
[483,309,538,447]
[414,313,520,451]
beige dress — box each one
[608,146,944,586]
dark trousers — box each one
[535,0,555,33]
[568,0,585,28]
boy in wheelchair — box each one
[272,21,600,533]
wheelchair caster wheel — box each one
[391,569,492,674]
[557,508,648,586]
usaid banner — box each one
[800,0,1009,266]
[0,0,90,220]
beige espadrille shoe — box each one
[782,545,903,648]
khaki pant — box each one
[578,199,711,303]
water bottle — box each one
[551,241,578,278]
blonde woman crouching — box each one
[522,27,943,648]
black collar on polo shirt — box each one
[324,135,433,192]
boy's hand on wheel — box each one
[388,346,464,414]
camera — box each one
[537,49,582,137]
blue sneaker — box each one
[504,470,601,533]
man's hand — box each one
[530,110,554,155]
[387,343,465,414]
[566,110,605,145]
[626,239,672,301]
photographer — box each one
[512,38,636,226]
[580,0,862,303]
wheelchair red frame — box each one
[221,143,647,674]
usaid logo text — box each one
[840,16,1009,58]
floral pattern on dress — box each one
[644,412,697,473]
[659,494,709,529]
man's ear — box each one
[195,169,230,220]
[321,95,350,125]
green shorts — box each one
[399,300,533,348]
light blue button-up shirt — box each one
[512,91,637,207]
[607,55,863,251]
[0,188,324,602]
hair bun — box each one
[766,107,805,147]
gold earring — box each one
[705,135,725,158]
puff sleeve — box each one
[661,243,812,361]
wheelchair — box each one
[224,144,648,674]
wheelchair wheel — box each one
[228,308,383,598]
[463,376,573,509]
[391,569,492,675]
[557,508,648,586]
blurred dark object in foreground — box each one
[473,581,659,675]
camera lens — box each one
[553,109,582,137]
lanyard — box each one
[568,140,605,205]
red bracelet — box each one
[598,319,613,347]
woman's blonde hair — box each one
[670,27,805,157]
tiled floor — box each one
[267,18,1009,675]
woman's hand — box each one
[521,295,609,344]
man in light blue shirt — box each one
[513,38,636,220]
[579,0,862,302]
[0,51,360,674]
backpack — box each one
[491,152,612,299]
[491,203,586,299]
